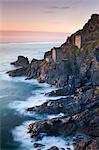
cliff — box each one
[7,14,99,89]
[7,14,99,149]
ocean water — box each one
[0,41,74,150]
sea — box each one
[0,41,75,150]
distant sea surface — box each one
[0,41,74,150]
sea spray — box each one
[12,120,74,150]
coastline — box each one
[5,14,99,150]
[0,41,65,150]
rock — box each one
[28,104,99,140]
[48,146,59,150]
[66,148,71,150]
[28,116,76,139]
[74,137,99,150]
[46,87,74,96]
[60,148,65,150]
[48,147,65,150]
[7,67,29,77]
[27,87,96,116]
[26,107,33,112]
[27,96,82,115]
[11,56,29,67]
[38,79,45,83]
[34,143,45,148]
[28,59,43,79]
[31,58,38,64]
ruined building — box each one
[74,35,82,49]
[44,51,51,63]
[51,47,63,63]
[44,35,82,64]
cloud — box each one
[42,5,70,14]
[42,10,54,14]
[49,6,70,10]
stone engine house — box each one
[52,47,63,63]
[75,35,82,49]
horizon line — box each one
[0,30,71,34]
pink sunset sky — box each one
[0,0,99,42]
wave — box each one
[0,72,32,83]
[12,120,74,150]
[1,71,72,149]
[48,113,64,119]
[8,84,66,116]
[0,72,45,85]
[0,72,59,90]
[12,121,34,150]
[6,73,58,115]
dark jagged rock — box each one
[27,96,81,115]
[7,67,29,77]
[27,87,95,115]
[48,148,65,150]
[48,146,59,150]
[30,58,38,64]
[28,85,99,140]
[33,143,45,148]
[74,137,99,150]
[26,59,43,79]
[11,56,29,67]
[28,105,99,140]
[47,83,93,96]
[46,87,74,96]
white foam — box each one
[0,72,59,90]
[0,72,44,88]
[0,95,8,99]
[8,78,62,116]
[12,121,74,150]
[12,121,34,150]
[48,113,64,119]
[9,90,67,116]
[38,136,74,150]
[0,72,35,84]
[0,72,12,81]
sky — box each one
[0,0,99,42]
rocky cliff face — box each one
[7,14,99,88]
[7,14,99,150]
